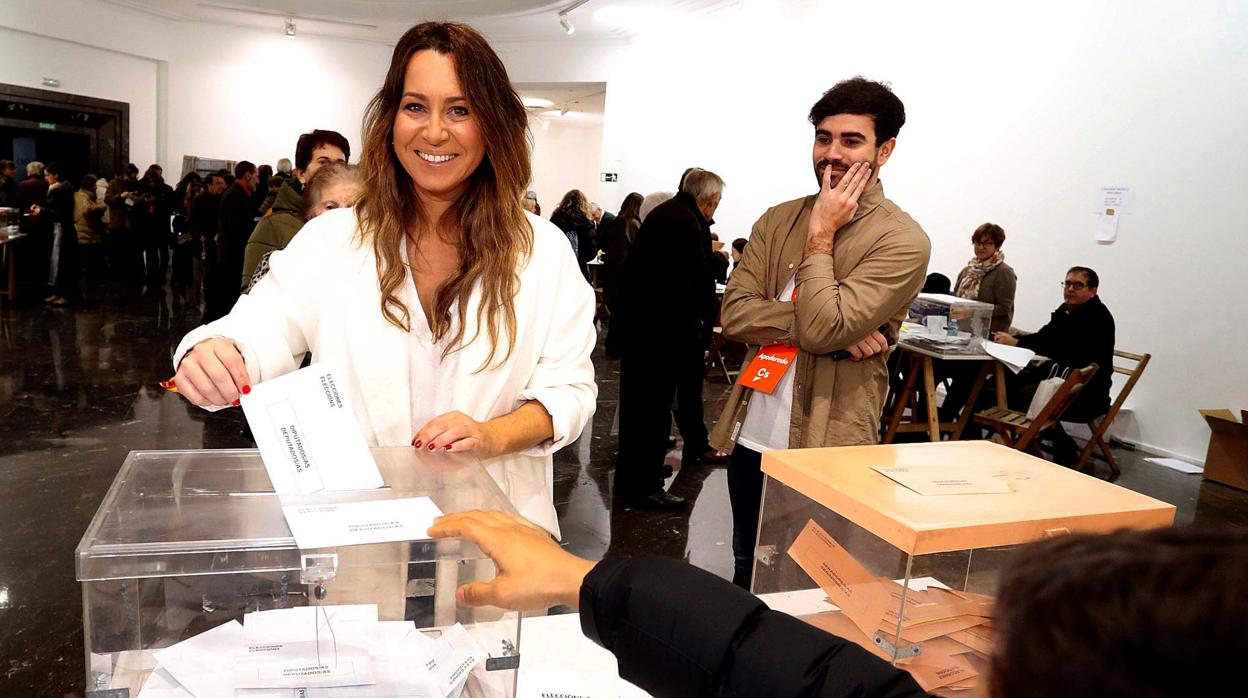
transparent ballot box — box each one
[76,447,522,696]
[904,293,995,355]
[751,441,1175,696]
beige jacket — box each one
[709,182,930,451]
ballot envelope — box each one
[751,441,1175,696]
[76,447,523,696]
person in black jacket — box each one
[993,266,1114,464]
[550,189,597,281]
[204,161,258,322]
[597,192,643,357]
[430,510,1248,698]
[614,169,725,511]
[36,163,79,305]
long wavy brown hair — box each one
[356,22,532,369]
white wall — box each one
[4,0,1244,460]
[528,115,604,219]
[0,0,391,174]
[0,27,160,171]
[595,0,1248,461]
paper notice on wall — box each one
[1096,211,1120,243]
[241,364,383,494]
[1094,186,1131,244]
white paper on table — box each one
[281,497,443,549]
[236,624,441,698]
[231,640,373,689]
[135,667,196,697]
[153,619,247,698]
[428,624,489,697]
[240,364,383,494]
[983,340,1036,374]
[1145,457,1204,474]
[872,464,1013,495]
[244,604,379,643]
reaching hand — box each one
[992,332,1019,346]
[428,510,596,611]
[174,338,250,407]
[805,161,873,258]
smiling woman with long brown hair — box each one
[171,22,597,534]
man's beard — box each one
[814,150,878,187]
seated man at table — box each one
[993,266,1115,464]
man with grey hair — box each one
[638,191,672,222]
[275,158,294,177]
[17,160,48,236]
[614,168,726,511]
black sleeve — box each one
[580,556,931,698]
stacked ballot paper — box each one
[137,604,489,698]
[788,520,995,695]
[238,365,446,550]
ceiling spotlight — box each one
[559,13,574,35]
[522,97,554,109]
[284,18,296,37]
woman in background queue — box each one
[170,22,597,534]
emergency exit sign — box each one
[38,122,56,131]
[600,172,618,182]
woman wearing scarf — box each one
[941,223,1018,426]
[954,222,1016,332]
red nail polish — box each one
[412,440,422,449]
[242,385,251,395]
[427,444,436,451]
[232,399,241,407]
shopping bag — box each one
[1025,364,1068,420]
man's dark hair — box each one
[1067,266,1099,289]
[295,129,351,172]
[124,163,139,178]
[808,77,906,144]
[731,237,747,254]
[922,272,952,295]
[257,164,273,183]
[45,162,62,178]
[0,159,14,173]
[991,527,1248,698]
[234,161,256,179]
[204,173,224,188]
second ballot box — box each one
[750,441,1175,696]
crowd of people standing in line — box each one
[0,129,363,317]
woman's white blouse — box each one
[174,208,598,535]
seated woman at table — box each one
[940,223,1017,425]
[432,511,1245,698]
[170,21,597,535]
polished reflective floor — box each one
[1,275,1245,695]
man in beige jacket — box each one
[710,77,931,587]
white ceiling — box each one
[100,0,729,43]
[515,81,606,121]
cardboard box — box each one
[1200,409,1248,491]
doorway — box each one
[0,83,129,181]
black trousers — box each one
[727,444,763,589]
[615,334,709,497]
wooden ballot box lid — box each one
[761,441,1176,555]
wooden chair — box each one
[1074,350,1151,478]
[704,326,740,383]
[973,364,1099,457]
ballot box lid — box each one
[76,447,515,581]
[761,441,1175,555]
